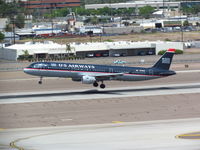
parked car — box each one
[95,53,101,57]
[113,60,127,64]
[86,53,94,58]
[120,53,126,57]
[138,51,146,56]
[102,53,109,57]
[112,53,121,57]
[147,51,154,55]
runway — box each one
[1,64,200,150]
[1,82,200,104]
[0,118,200,150]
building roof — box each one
[6,41,67,55]
[22,0,80,9]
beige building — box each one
[5,0,27,2]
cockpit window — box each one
[28,63,35,68]
[28,63,48,69]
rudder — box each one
[152,48,175,70]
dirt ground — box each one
[1,93,200,129]
[20,31,200,44]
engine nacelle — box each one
[82,75,96,84]
[72,78,81,82]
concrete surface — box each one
[0,69,200,94]
[0,118,200,150]
[0,60,200,150]
[1,82,200,104]
[1,83,200,128]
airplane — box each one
[24,48,176,89]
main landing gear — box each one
[93,81,106,89]
[93,82,98,87]
[38,77,43,84]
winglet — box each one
[167,48,176,52]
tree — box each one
[90,16,99,25]
[98,7,111,15]
[15,14,25,29]
[0,32,5,42]
[139,6,154,19]
[0,0,20,18]
[22,50,30,59]
[181,4,200,15]
[5,24,12,32]
[183,20,189,27]
[66,43,71,57]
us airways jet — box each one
[24,48,176,89]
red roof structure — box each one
[23,0,80,9]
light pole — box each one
[12,16,16,44]
[50,3,56,36]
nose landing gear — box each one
[38,77,43,84]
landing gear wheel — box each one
[93,82,99,87]
[38,77,43,84]
[100,84,105,89]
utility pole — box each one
[162,0,165,17]
[12,16,16,44]
[50,3,54,36]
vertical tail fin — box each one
[152,48,175,70]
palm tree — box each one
[0,32,4,42]
[66,43,71,57]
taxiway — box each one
[0,118,200,150]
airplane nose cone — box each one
[172,71,176,75]
[23,68,29,74]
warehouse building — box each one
[0,41,183,61]
[72,41,183,57]
[85,1,181,11]
[85,1,200,12]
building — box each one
[22,0,80,9]
[5,0,27,2]
[0,18,8,32]
[0,41,183,61]
[0,41,69,60]
[85,1,181,11]
[85,1,200,12]
[79,26,103,34]
[72,41,183,57]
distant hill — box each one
[82,0,129,5]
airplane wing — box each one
[92,73,124,80]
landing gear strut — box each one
[38,77,43,84]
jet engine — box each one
[72,78,81,82]
[82,75,96,84]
